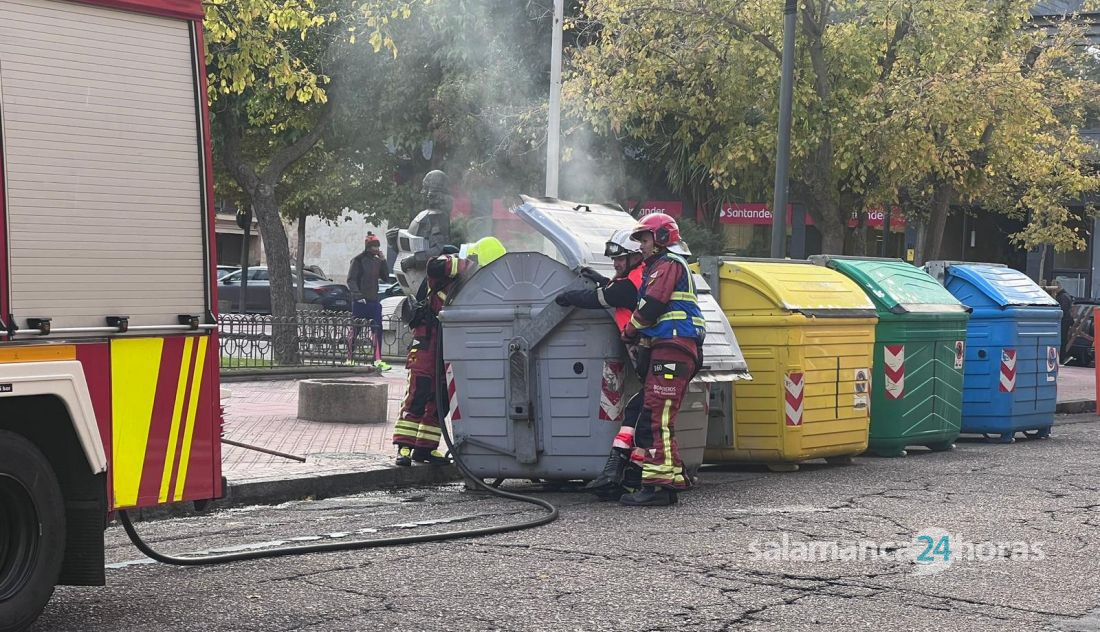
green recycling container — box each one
[810,256,970,457]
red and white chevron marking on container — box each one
[784,372,804,427]
[884,344,905,400]
[999,349,1017,393]
[445,362,461,421]
[599,360,627,422]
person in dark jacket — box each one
[346,232,391,370]
[1054,282,1074,361]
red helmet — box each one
[630,212,681,248]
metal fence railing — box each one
[218,311,413,370]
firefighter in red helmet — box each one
[392,252,467,466]
[618,212,705,506]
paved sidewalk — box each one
[1056,365,1095,409]
[210,363,460,511]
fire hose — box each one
[118,329,559,565]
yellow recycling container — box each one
[705,259,878,471]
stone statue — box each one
[396,170,453,294]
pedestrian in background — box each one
[347,232,391,370]
[1054,281,1075,360]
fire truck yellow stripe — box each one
[111,338,165,508]
[174,336,208,501]
[159,337,194,503]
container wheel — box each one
[927,442,956,452]
[996,433,1016,444]
[1023,427,1052,440]
[0,430,66,632]
[766,463,800,472]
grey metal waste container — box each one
[440,197,750,482]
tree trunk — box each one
[913,221,927,266]
[252,190,299,366]
[296,216,306,302]
[219,104,334,365]
[920,182,953,264]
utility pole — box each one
[236,206,252,313]
[545,0,564,198]
[770,0,798,258]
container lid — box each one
[513,196,637,274]
[937,263,1057,308]
[719,259,877,317]
[513,197,750,382]
[810,256,968,315]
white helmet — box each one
[604,228,641,259]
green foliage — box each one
[566,0,1100,256]
[676,218,726,259]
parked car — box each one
[379,282,407,331]
[217,265,239,280]
[219,266,351,313]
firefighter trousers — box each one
[631,345,696,490]
[392,333,442,450]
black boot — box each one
[412,448,450,465]
[584,451,627,495]
[619,485,678,507]
[395,446,413,467]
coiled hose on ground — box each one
[118,329,559,565]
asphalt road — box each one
[33,415,1100,632]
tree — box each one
[205,0,412,362]
[566,0,1100,256]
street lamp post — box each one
[236,206,252,313]
[546,0,564,198]
[770,0,798,258]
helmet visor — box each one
[604,241,635,258]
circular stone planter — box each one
[298,379,388,424]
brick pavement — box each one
[220,364,415,483]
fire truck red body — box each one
[0,0,220,627]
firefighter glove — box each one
[554,293,572,307]
[579,266,609,286]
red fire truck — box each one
[0,0,221,628]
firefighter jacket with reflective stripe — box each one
[632,252,705,341]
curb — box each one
[1056,399,1095,415]
[220,366,380,382]
[123,464,462,522]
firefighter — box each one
[619,212,705,506]
[553,229,647,499]
[392,252,467,466]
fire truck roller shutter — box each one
[0,0,208,331]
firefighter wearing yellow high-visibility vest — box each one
[618,213,705,506]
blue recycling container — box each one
[926,262,1061,443]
